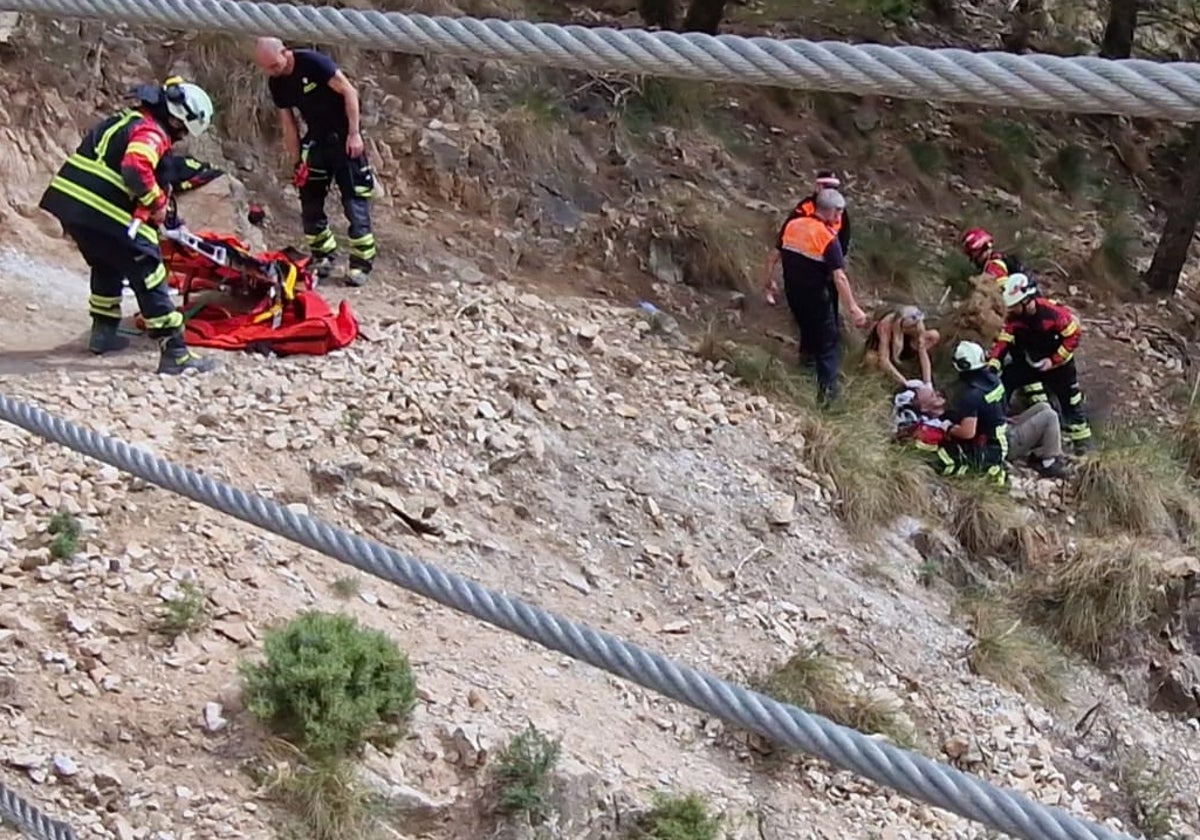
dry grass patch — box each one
[671,213,759,294]
[168,33,276,146]
[1072,423,1200,542]
[946,479,1039,569]
[753,645,917,749]
[957,595,1069,707]
[259,741,386,840]
[1017,536,1170,662]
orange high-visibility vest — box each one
[780,215,837,261]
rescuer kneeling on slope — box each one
[38,76,218,375]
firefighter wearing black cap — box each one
[38,76,218,375]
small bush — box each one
[958,595,1068,706]
[492,723,562,825]
[853,217,931,296]
[906,139,945,175]
[1017,537,1168,662]
[47,511,81,560]
[632,792,723,840]
[158,582,212,640]
[240,611,418,759]
[1047,144,1090,197]
[982,119,1039,195]
[1116,750,1178,838]
[754,645,917,747]
[941,251,981,295]
[621,77,707,134]
[331,576,361,599]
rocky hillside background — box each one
[1,1,1200,839]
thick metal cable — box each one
[0,779,77,840]
[1,0,1200,119]
[0,394,1136,840]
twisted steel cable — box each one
[0,394,1137,840]
[0,0,1199,119]
[0,779,78,840]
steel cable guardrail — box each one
[0,778,78,840]
[0,0,1199,119]
[0,393,1140,840]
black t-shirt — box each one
[268,48,348,140]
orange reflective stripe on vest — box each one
[781,216,837,260]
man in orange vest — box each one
[766,188,869,405]
[762,170,851,294]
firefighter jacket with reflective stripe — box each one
[947,369,1009,466]
[38,107,173,252]
[982,252,1023,285]
[780,193,852,255]
[988,297,1081,368]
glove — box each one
[1033,357,1054,372]
[986,357,1002,372]
[292,161,310,189]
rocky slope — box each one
[1,8,1200,840]
[3,257,1200,839]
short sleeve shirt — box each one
[268,49,349,140]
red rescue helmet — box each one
[960,227,994,258]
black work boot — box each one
[1031,456,1069,479]
[345,263,371,288]
[156,331,218,376]
[312,253,336,282]
[88,316,131,355]
[1072,438,1094,457]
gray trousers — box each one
[1005,401,1064,461]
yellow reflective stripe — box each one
[66,153,129,193]
[139,185,164,207]
[142,310,183,331]
[47,176,159,245]
[1055,346,1073,362]
[94,110,139,161]
[914,441,939,452]
[126,141,162,167]
[997,331,1014,342]
[1060,321,1079,337]
[984,383,1004,404]
[144,263,168,290]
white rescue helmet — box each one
[164,79,214,137]
[953,340,987,373]
[1001,272,1037,308]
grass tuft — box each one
[946,480,1037,568]
[1072,424,1198,541]
[261,741,385,840]
[675,216,758,294]
[158,581,212,640]
[958,594,1069,706]
[754,644,917,748]
[1047,144,1091,198]
[853,217,933,297]
[47,510,82,560]
[1017,536,1168,662]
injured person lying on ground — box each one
[892,380,1070,480]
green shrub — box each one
[632,792,722,840]
[493,722,562,824]
[47,511,81,560]
[240,611,418,759]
